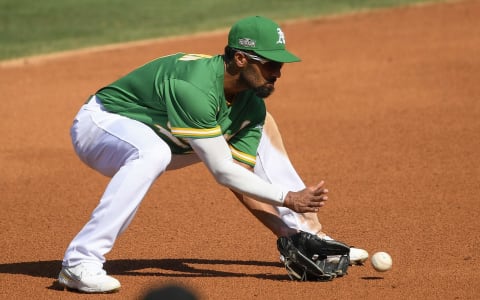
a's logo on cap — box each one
[238,38,256,48]
[276,28,286,44]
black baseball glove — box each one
[277,231,350,281]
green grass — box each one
[0,0,443,61]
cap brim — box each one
[254,49,301,63]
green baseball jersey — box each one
[96,53,266,166]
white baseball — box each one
[370,251,392,272]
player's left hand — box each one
[277,231,350,281]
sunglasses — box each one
[236,50,271,64]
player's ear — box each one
[234,51,248,68]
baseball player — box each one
[58,16,366,293]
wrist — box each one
[283,191,292,208]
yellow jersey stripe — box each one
[229,145,256,166]
[171,126,222,137]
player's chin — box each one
[254,84,275,98]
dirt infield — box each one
[1,1,479,299]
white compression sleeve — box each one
[188,136,288,206]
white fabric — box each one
[63,96,289,267]
[65,96,174,266]
[254,124,319,234]
[189,137,287,206]
[63,96,318,267]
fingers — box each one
[303,181,329,212]
[283,181,330,213]
[289,195,326,213]
[311,180,328,196]
[305,201,326,213]
[313,180,325,190]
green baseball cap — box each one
[228,16,301,63]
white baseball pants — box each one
[63,96,318,267]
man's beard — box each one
[239,66,275,98]
[253,85,274,98]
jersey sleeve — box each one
[163,79,222,138]
[228,123,263,166]
[228,97,266,167]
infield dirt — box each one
[1,1,479,299]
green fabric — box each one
[96,53,265,166]
[228,16,301,63]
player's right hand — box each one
[283,181,328,213]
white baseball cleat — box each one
[348,247,369,265]
[323,235,369,265]
[58,263,121,293]
[327,247,369,265]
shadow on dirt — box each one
[361,276,384,280]
[0,258,287,280]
